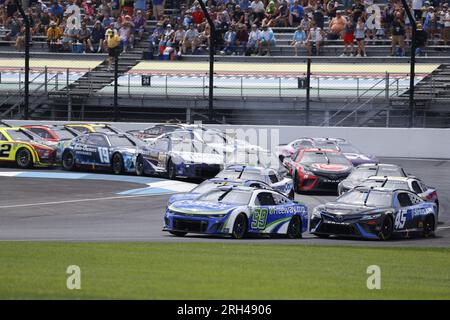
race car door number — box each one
[251,208,268,230]
[0,144,12,157]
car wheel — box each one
[16,148,33,169]
[112,153,124,175]
[62,150,75,171]
[287,215,302,239]
[135,154,144,176]
[169,231,187,237]
[423,215,435,238]
[167,159,176,180]
[378,216,393,240]
[231,213,247,239]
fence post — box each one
[67,93,72,121]
[357,77,360,102]
[128,73,131,96]
[44,66,48,94]
[278,77,282,98]
[240,77,243,98]
[385,72,389,101]
[165,75,168,97]
[305,58,311,125]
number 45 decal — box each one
[394,210,407,229]
[251,208,268,230]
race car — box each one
[127,123,187,142]
[215,164,295,199]
[357,176,439,214]
[284,148,353,193]
[168,177,272,205]
[334,140,379,166]
[21,125,79,143]
[61,132,143,174]
[310,187,438,240]
[164,186,309,239]
[135,131,224,179]
[338,163,409,195]
[275,138,315,161]
[64,123,122,134]
[0,127,57,168]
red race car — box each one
[21,125,79,142]
[284,148,353,193]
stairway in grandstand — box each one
[401,63,450,101]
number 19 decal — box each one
[98,147,109,163]
[252,208,268,230]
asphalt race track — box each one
[0,158,449,247]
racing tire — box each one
[112,153,124,175]
[378,216,394,240]
[169,231,187,237]
[167,159,177,180]
[287,215,302,239]
[315,234,330,239]
[15,148,33,169]
[422,215,435,238]
[231,214,247,239]
[135,155,145,176]
[62,150,75,171]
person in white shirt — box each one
[306,27,323,56]
[412,0,423,20]
[246,24,260,54]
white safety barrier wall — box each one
[5,120,450,159]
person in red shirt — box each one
[192,3,205,25]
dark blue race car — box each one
[61,132,143,174]
[310,187,438,240]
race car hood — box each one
[304,163,352,174]
[168,200,238,215]
[172,151,224,165]
[168,193,200,205]
[318,202,391,216]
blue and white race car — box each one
[310,187,438,240]
[216,165,295,199]
[164,186,308,239]
[61,132,143,174]
[168,177,272,205]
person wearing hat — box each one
[414,22,428,56]
[292,25,307,56]
[328,9,346,40]
[423,5,437,38]
[106,28,121,70]
[390,13,405,56]
[47,21,62,52]
[91,20,105,52]
[289,0,305,27]
[257,23,276,55]
[182,23,200,54]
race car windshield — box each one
[108,135,136,147]
[95,127,117,133]
[338,190,392,207]
[54,129,77,140]
[216,169,263,182]
[314,142,339,151]
[191,181,221,194]
[198,189,252,205]
[338,144,361,154]
[349,169,377,180]
[326,152,350,165]
[299,152,348,165]
[376,167,404,176]
[7,130,35,141]
[292,140,314,149]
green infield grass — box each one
[0,242,449,299]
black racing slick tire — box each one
[231,214,247,239]
[167,159,176,180]
[287,215,302,239]
[378,216,394,240]
[62,150,75,171]
[423,215,435,238]
[16,148,33,169]
[135,154,145,176]
[169,231,187,237]
[112,153,124,175]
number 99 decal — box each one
[251,208,268,230]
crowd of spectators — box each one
[0,0,449,57]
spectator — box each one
[342,17,355,57]
[306,26,323,56]
[355,16,366,57]
[292,25,307,56]
[391,13,406,56]
[258,24,275,55]
[275,0,289,27]
[328,10,346,40]
[91,20,105,52]
[47,21,62,52]
[182,23,199,54]
[251,0,265,25]
[236,22,249,55]
[191,2,205,25]
[414,22,428,56]
[221,25,237,55]
[62,20,79,52]
[49,0,64,20]
[149,21,164,53]
[444,3,450,45]
[78,21,94,53]
[153,0,165,21]
[423,6,437,40]
[173,24,186,54]
[413,0,424,20]
[133,10,146,40]
[134,0,147,13]
[289,0,304,27]
[106,28,120,70]
[246,23,260,55]
[263,0,277,27]
[119,19,134,52]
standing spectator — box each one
[423,6,437,40]
[384,0,395,38]
[106,28,121,71]
[78,21,94,53]
[355,16,366,57]
[289,0,304,27]
[413,0,424,20]
[292,25,307,56]
[341,17,355,56]
[246,23,260,55]
[47,21,62,52]
[182,23,199,54]
[191,2,205,25]
[328,10,346,40]
[153,0,165,21]
[91,20,105,52]
[257,24,276,55]
[391,14,406,56]
[414,22,428,56]
[351,0,365,23]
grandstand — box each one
[0,0,450,127]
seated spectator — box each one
[49,0,64,21]
[275,0,289,27]
[289,0,305,27]
[444,3,450,45]
[221,25,237,55]
[102,14,114,29]
[37,9,51,35]
[133,10,146,41]
[119,19,134,52]
[232,5,245,24]
[245,23,260,55]
[47,21,62,52]
[182,23,199,54]
[251,0,265,25]
[328,10,346,40]
[91,20,105,52]
[173,25,186,54]
[78,22,94,53]
[258,24,276,55]
[15,22,25,51]
[236,23,249,55]
[292,25,307,56]
[263,1,278,27]
[62,21,79,52]
[306,26,324,56]
[149,21,164,53]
